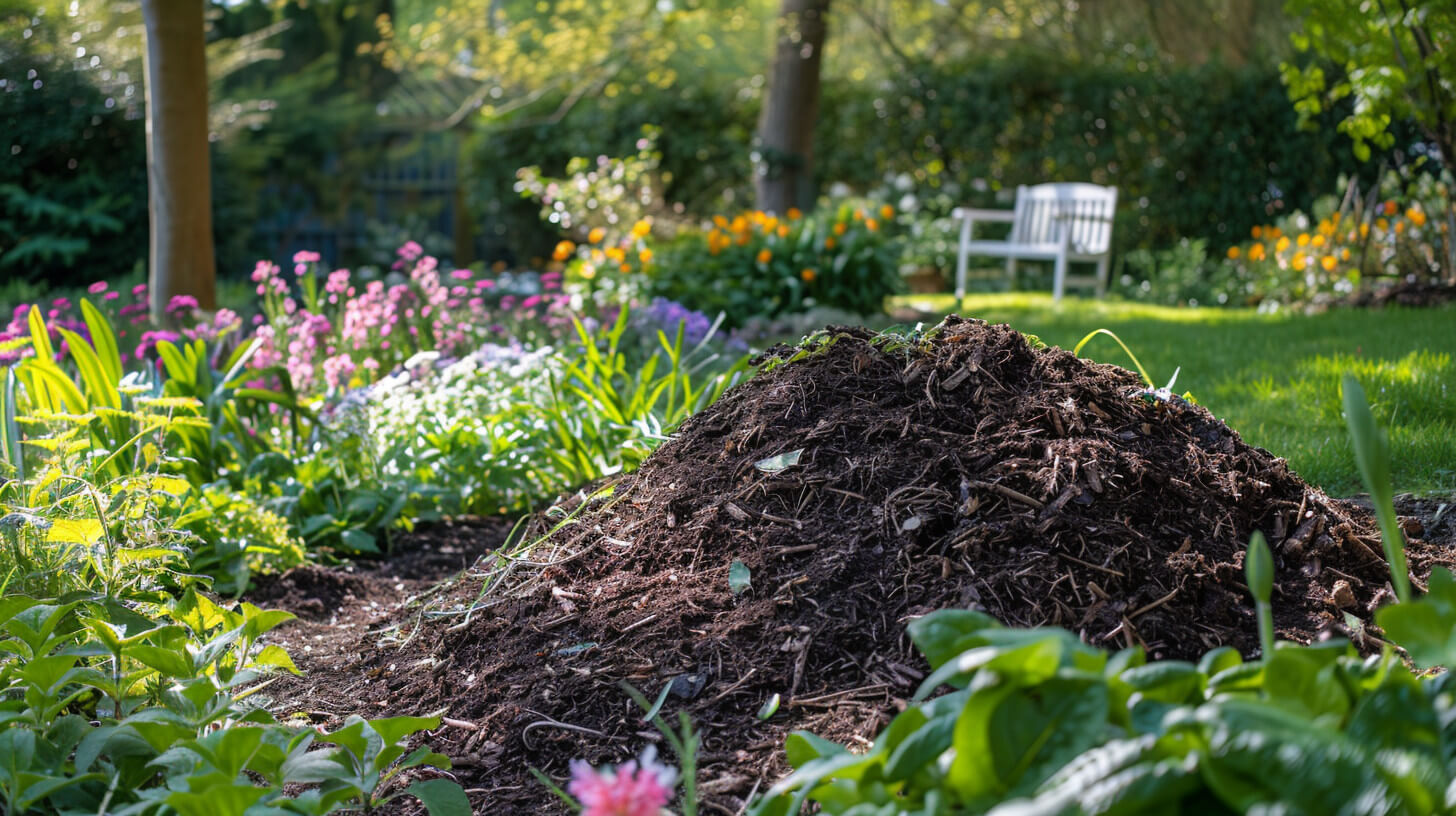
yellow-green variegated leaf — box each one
[47,518,104,545]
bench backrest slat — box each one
[1008,183,1118,254]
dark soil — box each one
[256,318,1455,815]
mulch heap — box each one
[265,317,1450,814]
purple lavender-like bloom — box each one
[640,297,712,347]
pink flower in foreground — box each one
[567,748,676,816]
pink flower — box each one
[88,281,108,294]
[165,294,199,316]
[103,291,119,301]
[293,250,321,264]
[474,279,495,290]
[567,748,676,816]
[132,283,147,297]
[450,268,472,280]
[397,241,423,262]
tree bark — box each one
[142,0,216,319]
[755,0,829,215]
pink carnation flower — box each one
[567,748,676,816]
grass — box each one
[889,293,1456,497]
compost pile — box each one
[272,317,1446,814]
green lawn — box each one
[888,293,1456,497]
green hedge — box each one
[815,53,1382,257]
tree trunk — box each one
[142,0,216,319]
[755,0,829,215]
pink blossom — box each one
[323,353,357,389]
[293,250,321,264]
[103,291,119,301]
[88,281,108,294]
[474,279,495,290]
[165,294,199,316]
[450,268,472,280]
[567,749,676,816]
[397,241,423,262]
[132,283,147,297]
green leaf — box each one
[907,608,1002,670]
[128,644,196,678]
[729,560,752,595]
[758,693,781,720]
[250,644,301,675]
[1378,568,1456,669]
[406,779,472,816]
[754,448,803,473]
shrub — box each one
[184,485,306,596]
[651,202,904,326]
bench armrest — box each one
[1051,212,1115,223]
[953,207,1015,222]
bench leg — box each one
[1052,252,1068,302]
[1005,257,1018,291]
[1095,256,1109,298]
[954,215,972,303]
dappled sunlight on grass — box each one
[888,293,1456,495]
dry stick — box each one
[1128,586,1180,620]
[1058,551,1126,578]
[968,480,1045,510]
[521,717,613,750]
[789,683,891,707]
[707,668,759,705]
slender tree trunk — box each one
[755,0,829,215]
[142,0,216,319]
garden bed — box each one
[255,318,1455,814]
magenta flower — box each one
[293,250,321,264]
[132,283,147,297]
[450,268,472,280]
[88,281,108,294]
[103,291,119,301]
[165,294,199,316]
[567,748,676,816]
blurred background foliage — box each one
[0,0,1439,287]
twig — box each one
[968,480,1045,510]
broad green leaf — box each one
[908,608,1002,670]
[1378,568,1456,669]
[406,778,472,816]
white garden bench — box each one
[953,183,1118,302]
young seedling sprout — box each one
[1341,374,1412,603]
[1246,530,1275,658]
